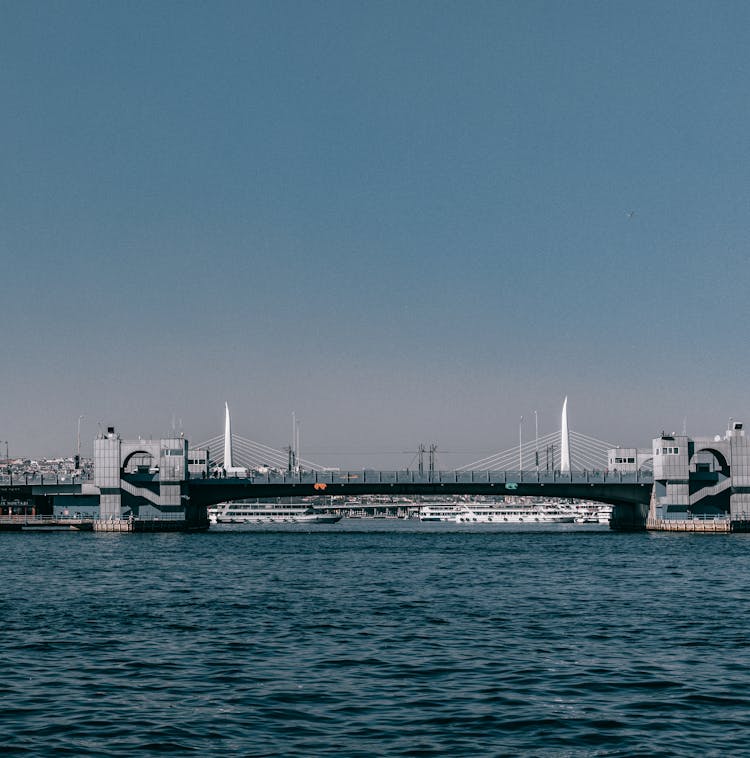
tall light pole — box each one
[77,415,85,466]
[519,415,524,471]
[534,410,539,470]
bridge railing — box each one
[0,473,91,486]
[214,469,654,486]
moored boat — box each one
[453,503,576,523]
[208,501,342,525]
[418,501,577,523]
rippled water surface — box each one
[3,521,750,756]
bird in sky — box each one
[626,210,636,220]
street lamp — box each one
[519,416,524,471]
[77,415,85,466]
[534,410,539,470]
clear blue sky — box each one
[3,1,750,466]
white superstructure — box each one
[418,503,465,521]
[222,402,247,477]
[560,396,571,473]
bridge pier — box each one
[647,421,750,532]
[610,502,649,531]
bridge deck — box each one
[185,469,653,509]
[194,469,652,486]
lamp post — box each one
[534,410,539,470]
[77,416,84,464]
[519,416,523,471]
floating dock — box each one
[0,516,93,532]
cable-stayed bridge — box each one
[195,397,634,475]
[196,428,622,474]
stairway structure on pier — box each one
[93,426,209,529]
[648,420,750,529]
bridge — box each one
[178,398,651,528]
[4,400,750,532]
[0,398,654,531]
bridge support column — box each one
[730,492,750,521]
[610,502,648,531]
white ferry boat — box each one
[419,502,576,523]
[454,503,576,523]
[456,503,576,524]
[208,501,342,525]
[570,501,613,524]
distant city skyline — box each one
[3,2,750,465]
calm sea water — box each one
[2,520,750,756]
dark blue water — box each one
[2,521,750,756]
